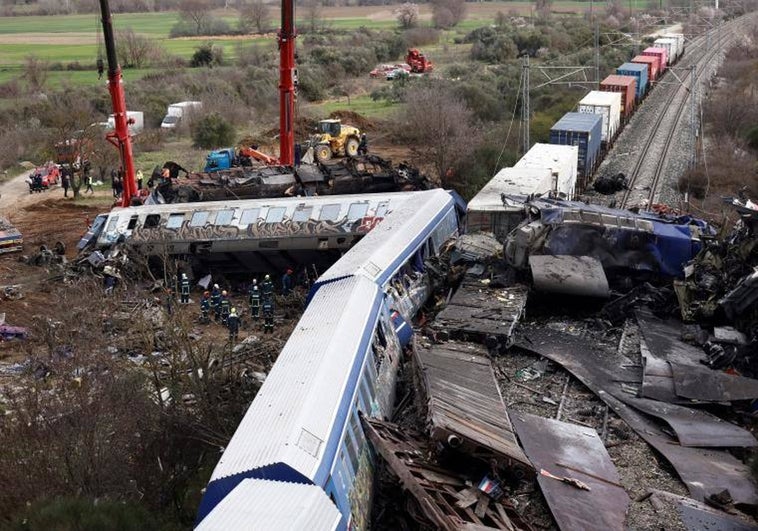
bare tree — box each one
[116,28,161,68]
[399,84,480,187]
[179,0,211,35]
[22,56,49,92]
[303,0,324,33]
[431,0,466,28]
[239,0,272,33]
[395,2,419,29]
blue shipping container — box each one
[616,63,648,100]
[549,112,602,179]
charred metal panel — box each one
[511,412,629,531]
[636,308,705,365]
[516,328,758,506]
[670,361,758,402]
[529,255,610,298]
[415,341,531,471]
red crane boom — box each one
[98,0,136,207]
[278,0,296,166]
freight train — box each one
[195,189,464,530]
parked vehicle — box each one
[107,111,144,134]
[309,119,362,162]
[28,163,60,193]
[161,101,202,130]
[405,48,433,73]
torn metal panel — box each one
[640,346,683,404]
[516,328,758,506]
[415,341,532,471]
[511,412,629,531]
[529,255,609,298]
[720,268,758,321]
[433,282,528,348]
[452,233,502,263]
[636,308,704,366]
[677,498,758,531]
[670,362,758,402]
[362,418,532,531]
[0,217,22,254]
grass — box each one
[309,95,399,119]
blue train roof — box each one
[551,112,602,133]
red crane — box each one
[277,0,297,166]
[98,0,136,207]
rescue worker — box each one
[136,169,144,190]
[85,172,94,194]
[358,133,368,156]
[211,283,222,322]
[262,274,274,300]
[227,307,240,342]
[200,291,211,323]
[62,171,70,198]
[282,268,293,296]
[263,298,275,334]
[220,290,231,325]
[180,273,190,304]
[248,279,261,320]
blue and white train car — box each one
[196,276,403,530]
[310,188,462,344]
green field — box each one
[311,94,399,119]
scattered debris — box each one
[0,216,22,254]
[529,255,610,298]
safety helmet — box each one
[213,283,219,289]
[231,307,237,315]
[181,273,187,279]
[252,279,257,285]
[265,274,270,280]
[222,290,227,296]
[203,291,210,297]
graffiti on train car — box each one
[348,447,375,531]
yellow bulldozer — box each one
[309,119,362,162]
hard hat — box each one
[252,279,257,285]
[265,274,270,280]
[222,290,227,296]
[231,307,237,315]
[182,273,187,279]
[203,291,210,297]
[213,283,219,289]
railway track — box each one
[616,14,755,209]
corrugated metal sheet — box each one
[600,75,637,117]
[643,46,668,71]
[316,189,455,287]
[468,167,554,211]
[578,90,622,143]
[632,55,659,82]
[197,479,342,531]
[514,143,578,199]
[654,38,677,62]
[208,276,380,483]
[617,62,648,99]
[415,342,532,470]
[550,112,602,179]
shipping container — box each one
[617,63,648,100]
[600,75,636,118]
[653,38,677,64]
[632,55,659,82]
[467,167,554,240]
[578,91,622,144]
[663,33,685,60]
[549,112,602,182]
[642,47,668,73]
[515,143,579,199]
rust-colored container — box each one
[600,75,636,118]
[632,55,659,82]
[642,46,668,73]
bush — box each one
[190,43,224,68]
[403,27,441,48]
[8,497,158,531]
[192,112,234,149]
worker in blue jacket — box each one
[210,284,222,322]
[263,298,275,334]
[248,279,261,320]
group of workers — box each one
[196,274,277,342]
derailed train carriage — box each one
[195,189,464,530]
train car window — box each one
[214,209,234,226]
[166,214,184,229]
[240,208,260,226]
[190,211,209,227]
[358,380,371,412]
[320,204,341,221]
[344,420,360,474]
[347,203,369,221]
[127,215,139,230]
[106,216,119,232]
[376,201,389,218]
[376,321,388,348]
[265,207,286,223]
[293,206,313,222]
[351,411,365,447]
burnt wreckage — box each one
[147,155,433,204]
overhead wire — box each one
[492,66,524,176]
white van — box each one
[161,101,203,130]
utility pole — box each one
[690,64,697,169]
[521,54,530,155]
[594,22,600,89]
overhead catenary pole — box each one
[99,0,136,207]
[690,64,697,169]
[278,0,297,166]
[521,54,530,155]
[594,21,600,89]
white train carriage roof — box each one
[197,479,341,531]
[468,167,554,212]
[198,276,381,522]
[315,189,456,288]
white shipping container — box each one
[654,38,677,63]
[662,33,684,59]
[514,143,578,199]
[577,91,621,144]
[467,167,554,240]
